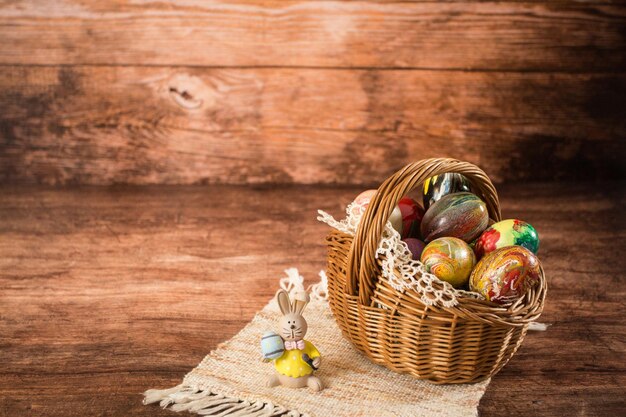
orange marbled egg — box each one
[469,246,541,304]
[420,237,476,288]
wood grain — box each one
[0,1,624,71]
[1,66,624,185]
[0,182,624,416]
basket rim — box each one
[328,228,547,328]
[346,158,503,306]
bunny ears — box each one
[276,289,310,315]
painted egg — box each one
[423,173,473,210]
[388,206,403,235]
[474,219,539,259]
[420,237,476,288]
[398,197,425,239]
[469,246,542,304]
[420,192,489,243]
[261,331,285,360]
[350,190,377,218]
[403,238,426,260]
[350,189,403,235]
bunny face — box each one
[275,289,310,342]
[279,314,307,341]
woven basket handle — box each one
[346,158,502,305]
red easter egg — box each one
[474,227,501,258]
[398,197,425,239]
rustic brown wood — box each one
[0,182,624,416]
[0,1,624,71]
[1,66,624,186]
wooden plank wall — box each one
[0,0,625,185]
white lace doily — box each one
[317,201,483,308]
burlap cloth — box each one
[144,270,490,417]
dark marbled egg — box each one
[422,173,473,210]
[420,192,489,243]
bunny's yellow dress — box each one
[274,340,320,377]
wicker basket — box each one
[325,158,547,384]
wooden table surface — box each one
[1,182,624,417]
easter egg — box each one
[350,189,377,218]
[469,246,542,304]
[260,331,285,360]
[388,206,403,235]
[474,219,539,259]
[420,192,489,243]
[423,173,473,210]
[398,197,425,239]
[350,189,403,235]
[403,238,426,260]
[420,237,476,288]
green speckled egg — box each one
[474,219,539,259]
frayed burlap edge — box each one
[143,269,497,417]
[143,269,326,417]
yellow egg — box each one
[420,237,476,288]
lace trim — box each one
[317,202,483,308]
[279,268,328,302]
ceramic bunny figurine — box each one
[262,289,324,391]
